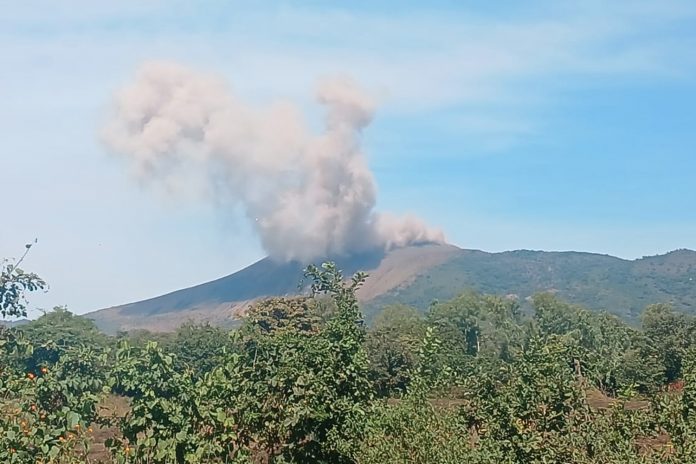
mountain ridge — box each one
[86,244,696,333]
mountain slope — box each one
[87,245,696,333]
[88,244,460,333]
[365,248,696,323]
[0,319,30,328]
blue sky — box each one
[2,1,695,315]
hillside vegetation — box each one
[367,248,696,324]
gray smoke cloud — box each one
[102,62,444,262]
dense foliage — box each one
[4,256,696,463]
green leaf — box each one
[66,411,80,429]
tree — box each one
[18,306,111,371]
[162,322,233,378]
[244,296,321,335]
[427,291,524,362]
[365,304,426,396]
[533,294,663,394]
[107,262,374,463]
[642,303,695,382]
[427,292,484,358]
[0,242,46,319]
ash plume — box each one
[102,62,444,262]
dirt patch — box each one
[87,395,130,462]
[636,433,673,456]
[357,244,461,301]
[585,388,649,411]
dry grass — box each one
[585,388,650,411]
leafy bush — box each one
[0,331,107,463]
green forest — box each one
[3,257,696,463]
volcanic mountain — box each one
[86,244,696,333]
[87,244,459,333]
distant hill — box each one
[0,319,31,328]
[86,245,696,333]
[365,248,696,323]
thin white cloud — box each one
[5,3,694,131]
[1,0,694,152]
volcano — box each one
[87,244,460,333]
[86,245,696,333]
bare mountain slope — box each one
[87,244,461,333]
